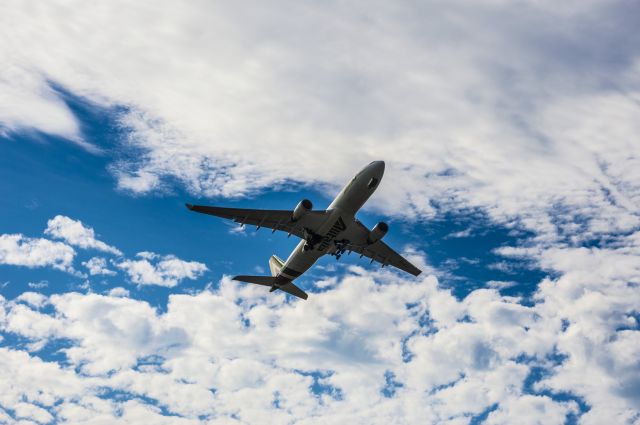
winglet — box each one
[185,203,194,210]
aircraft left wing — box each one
[341,221,422,276]
[185,204,329,239]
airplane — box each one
[186,161,421,300]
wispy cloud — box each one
[1,1,639,246]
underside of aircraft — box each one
[186,161,421,299]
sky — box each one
[1,1,639,424]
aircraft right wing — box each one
[185,204,329,239]
[341,220,422,277]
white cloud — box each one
[116,252,207,287]
[45,215,122,256]
[1,1,639,424]
[107,287,130,298]
[0,257,637,423]
[486,280,517,290]
[0,234,75,272]
[82,256,117,276]
[27,280,49,289]
[12,401,55,424]
[0,65,84,146]
[0,348,89,412]
[15,292,48,309]
[485,395,578,425]
[0,347,201,425]
[1,1,638,248]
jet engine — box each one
[367,222,388,244]
[292,199,313,221]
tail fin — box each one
[232,275,308,300]
[269,255,285,277]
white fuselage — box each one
[278,161,385,280]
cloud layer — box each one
[0,211,638,423]
[2,0,639,245]
[1,1,639,424]
[1,260,639,424]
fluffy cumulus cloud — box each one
[82,256,117,276]
[116,252,208,287]
[0,216,125,275]
[108,287,130,298]
[0,264,638,424]
[45,215,122,256]
[0,342,196,425]
[0,233,75,272]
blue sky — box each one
[1,1,640,424]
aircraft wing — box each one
[342,221,422,276]
[185,204,329,239]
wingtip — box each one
[185,203,194,210]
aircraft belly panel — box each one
[280,240,323,280]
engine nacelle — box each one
[367,222,389,244]
[292,199,313,221]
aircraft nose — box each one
[371,160,385,174]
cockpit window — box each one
[368,177,379,189]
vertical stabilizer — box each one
[269,255,285,277]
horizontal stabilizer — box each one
[279,281,308,300]
[233,275,275,286]
[232,275,308,300]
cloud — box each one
[12,401,55,424]
[0,233,75,272]
[27,280,49,289]
[1,1,639,247]
[1,257,638,423]
[15,292,48,309]
[0,348,90,420]
[107,287,130,298]
[0,347,199,425]
[115,252,207,287]
[82,256,117,276]
[485,395,578,425]
[45,215,122,256]
[0,65,82,143]
[1,1,639,424]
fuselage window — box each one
[368,177,379,189]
